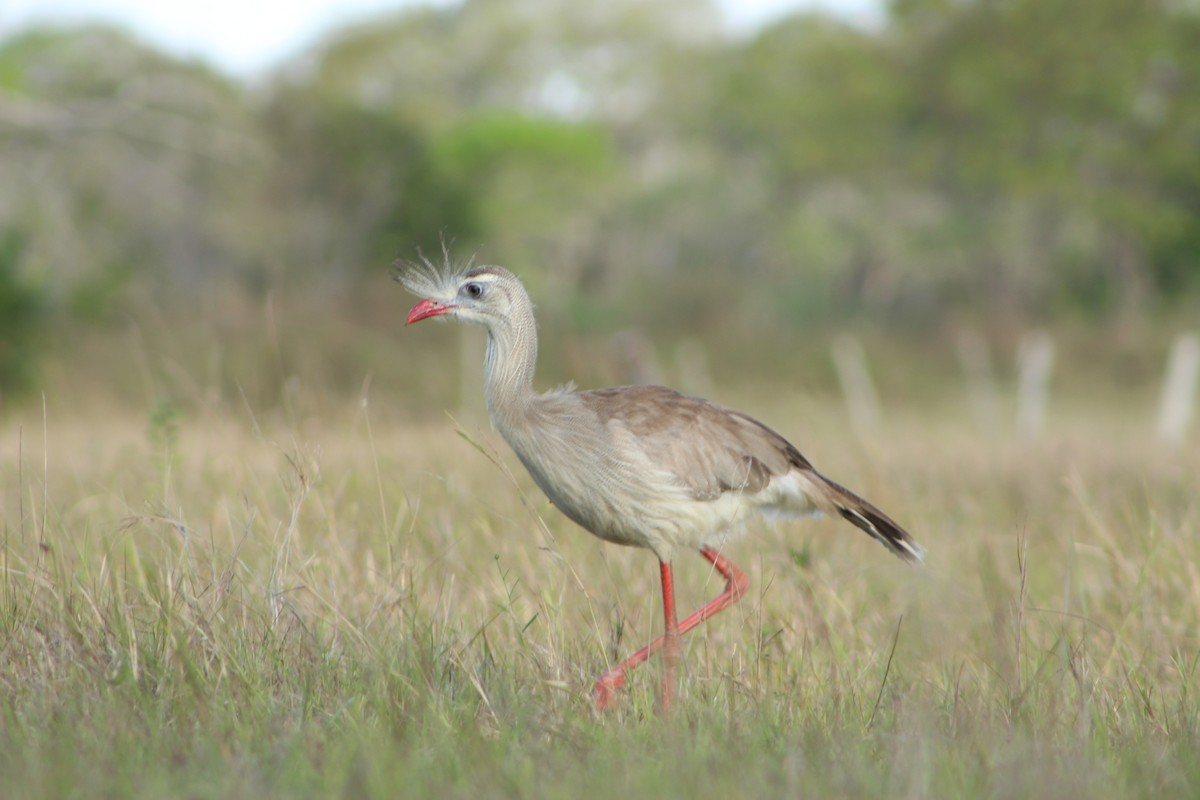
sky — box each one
[1,0,882,77]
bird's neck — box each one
[484,301,539,436]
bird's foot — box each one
[593,671,625,710]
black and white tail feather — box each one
[822,476,925,563]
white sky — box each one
[0,0,882,77]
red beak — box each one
[406,298,455,325]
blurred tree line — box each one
[0,0,1198,391]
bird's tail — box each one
[813,472,925,563]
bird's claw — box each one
[593,673,623,710]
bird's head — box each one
[393,253,524,331]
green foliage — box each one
[433,113,620,281]
[436,113,614,176]
[711,15,903,178]
[0,230,47,394]
[0,25,266,301]
[3,1,1200,327]
[888,0,1200,315]
[67,263,131,323]
[264,92,482,269]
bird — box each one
[395,254,924,711]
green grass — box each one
[2,372,1198,797]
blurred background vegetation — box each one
[1,0,1197,408]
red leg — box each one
[593,548,749,710]
[678,549,750,636]
[660,560,681,711]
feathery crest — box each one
[391,239,477,300]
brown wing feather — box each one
[578,385,806,500]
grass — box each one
[2,336,1199,798]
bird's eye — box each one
[464,282,484,299]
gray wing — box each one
[578,385,812,501]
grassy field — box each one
[2,325,1199,798]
